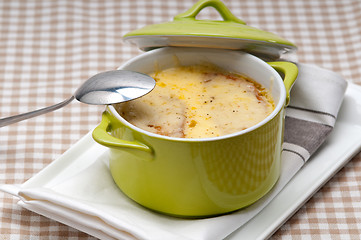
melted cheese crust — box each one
[116,65,274,138]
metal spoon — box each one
[0,70,155,127]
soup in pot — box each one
[115,64,274,138]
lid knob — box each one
[174,0,246,25]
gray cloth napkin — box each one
[284,63,347,164]
[0,63,348,240]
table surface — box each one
[1,0,360,239]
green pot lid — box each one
[123,0,297,59]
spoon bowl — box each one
[0,70,155,127]
[75,70,156,105]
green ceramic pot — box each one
[92,47,298,217]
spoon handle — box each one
[0,96,75,127]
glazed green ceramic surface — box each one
[268,61,298,106]
[123,0,297,54]
[92,47,298,217]
[93,107,284,217]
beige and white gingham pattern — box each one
[0,0,360,239]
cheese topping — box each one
[115,65,274,138]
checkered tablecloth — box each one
[0,0,360,239]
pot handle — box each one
[92,111,153,160]
[174,0,246,24]
[267,61,298,106]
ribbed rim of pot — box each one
[108,48,286,142]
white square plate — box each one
[19,83,361,239]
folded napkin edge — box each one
[0,184,22,198]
